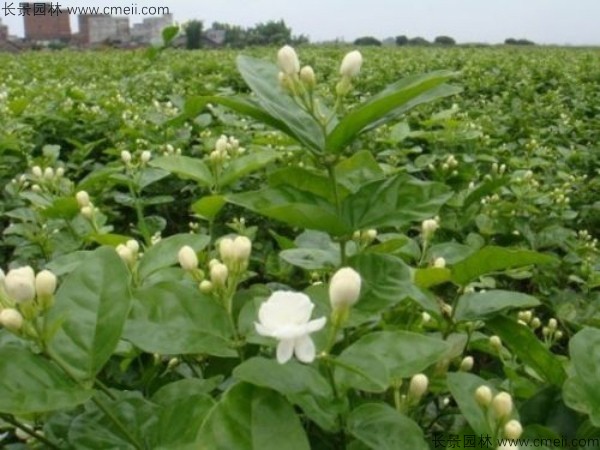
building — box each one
[130,14,173,44]
[23,2,70,42]
[0,19,8,41]
[78,14,130,45]
[204,29,226,47]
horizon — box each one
[1,0,600,46]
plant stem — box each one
[92,395,143,450]
[1,414,62,450]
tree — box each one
[395,35,408,46]
[247,20,292,46]
[185,20,203,49]
[408,37,430,46]
[434,35,456,46]
[505,38,535,46]
[353,36,382,46]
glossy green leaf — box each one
[268,166,341,203]
[137,233,210,281]
[149,155,213,186]
[45,247,131,383]
[279,230,341,270]
[237,55,324,152]
[41,197,79,219]
[191,195,226,221]
[326,71,459,153]
[234,357,332,398]
[446,372,496,436]
[334,150,385,194]
[0,346,92,415]
[228,185,348,235]
[413,267,452,288]
[347,403,429,450]
[219,147,278,187]
[335,331,449,392]
[342,173,452,231]
[487,316,566,386]
[454,289,541,321]
[563,328,600,427]
[197,383,310,450]
[451,246,557,286]
[124,282,235,357]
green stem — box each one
[92,395,143,450]
[127,179,151,246]
[0,414,61,450]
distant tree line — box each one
[183,19,308,49]
[352,35,536,47]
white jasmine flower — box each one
[277,45,300,75]
[329,267,361,310]
[255,291,326,364]
[35,270,57,299]
[339,50,363,78]
[178,246,198,271]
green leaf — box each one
[228,185,348,236]
[563,328,600,427]
[347,403,429,450]
[237,55,324,152]
[446,372,496,436]
[149,155,214,187]
[161,25,179,45]
[327,71,460,153]
[413,267,452,288]
[454,290,541,322]
[124,282,235,357]
[40,197,79,219]
[342,173,452,231]
[451,246,557,286]
[335,331,449,392]
[45,247,131,383]
[197,383,310,450]
[487,316,566,386]
[191,195,226,221]
[268,166,341,203]
[334,150,385,194]
[137,233,210,281]
[152,378,222,405]
[219,148,278,187]
[279,230,341,270]
[0,346,92,415]
[233,357,332,398]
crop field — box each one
[0,45,599,448]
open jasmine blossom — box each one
[255,291,326,364]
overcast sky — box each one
[1,0,599,45]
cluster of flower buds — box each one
[75,190,99,220]
[277,45,317,95]
[161,144,182,157]
[352,229,377,246]
[116,239,141,267]
[441,154,459,171]
[218,235,252,275]
[209,135,245,165]
[0,265,58,333]
[28,165,65,192]
[541,317,563,342]
[491,162,507,176]
[421,217,440,241]
[121,150,152,167]
[474,387,523,440]
[516,309,543,331]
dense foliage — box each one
[0,45,599,449]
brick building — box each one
[23,3,71,42]
[78,14,129,45]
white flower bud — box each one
[219,238,235,264]
[408,373,429,399]
[178,245,198,271]
[116,244,135,266]
[80,206,94,219]
[299,65,316,88]
[35,270,57,299]
[43,167,54,180]
[421,218,439,239]
[475,385,493,407]
[329,267,361,310]
[460,356,474,372]
[492,392,513,420]
[530,317,541,329]
[277,45,300,75]
[433,257,446,268]
[199,280,213,293]
[56,167,65,177]
[365,229,377,240]
[126,239,140,254]
[121,150,132,164]
[555,330,563,340]
[76,190,90,208]
[0,308,24,332]
[504,419,523,439]
[140,151,151,163]
[5,266,36,303]
[208,258,220,269]
[421,311,431,323]
[31,184,41,192]
[210,263,228,286]
[339,50,363,78]
[215,136,228,154]
[233,236,252,263]
[548,318,558,331]
[32,166,43,177]
[490,335,502,351]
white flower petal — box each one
[254,322,273,337]
[294,335,316,363]
[306,317,327,333]
[276,339,295,364]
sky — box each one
[1,0,600,45]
